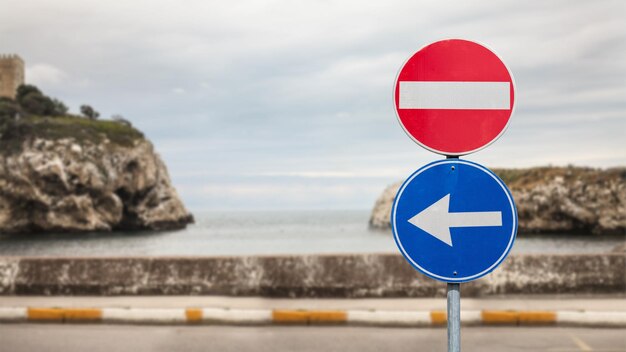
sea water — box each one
[0,210,623,257]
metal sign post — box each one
[447,156,461,352]
[447,283,461,352]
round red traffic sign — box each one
[393,39,516,156]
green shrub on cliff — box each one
[0,84,142,153]
[1,84,69,119]
[80,104,100,120]
[5,84,96,120]
[52,99,69,115]
[16,84,57,116]
[0,97,20,120]
[491,166,622,190]
[0,115,144,154]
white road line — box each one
[568,333,593,351]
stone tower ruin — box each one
[0,54,25,99]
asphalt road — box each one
[0,325,624,352]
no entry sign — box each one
[393,39,516,156]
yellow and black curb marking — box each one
[0,307,623,327]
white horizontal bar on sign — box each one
[399,81,510,110]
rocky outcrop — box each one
[370,167,626,235]
[369,181,402,229]
[0,117,193,233]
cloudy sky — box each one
[1,0,624,210]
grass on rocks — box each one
[0,115,144,154]
[493,166,626,190]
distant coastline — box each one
[370,166,626,236]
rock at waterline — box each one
[0,116,193,233]
[369,167,626,235]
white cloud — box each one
[25,63,67,86]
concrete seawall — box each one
[0,254,624,297]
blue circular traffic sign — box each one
[392,159,518,283]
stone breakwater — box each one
[0,129,193,233]
[0,254,623,297]
[370,167,626,235]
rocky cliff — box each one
[370,166,626,235]
[0,116,193,233]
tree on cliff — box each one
[16,84,55,116]
[15,84,41,102]
[11,84,69,117]
[52,99,68,115]
[0,97,20,120]
[80,105,100,120]
[112,114,132,126]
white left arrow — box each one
[408,194,502,247]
